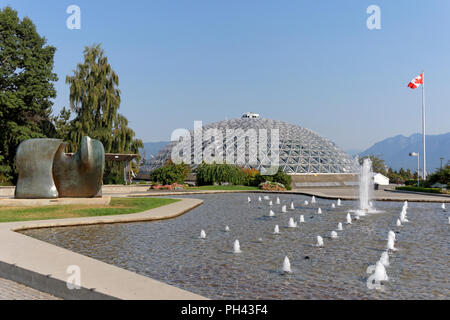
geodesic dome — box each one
[142,115,359,174]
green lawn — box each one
[188,185,259,191]
[0,197,179,223]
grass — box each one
[0,197,179,223]
[188,185,260,191]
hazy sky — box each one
[4,0,450,151]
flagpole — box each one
[422,71,426,181]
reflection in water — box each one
[22,193,449,299]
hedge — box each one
[395,186,442,194]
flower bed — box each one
[258,181,286,191]
[150,183,187,190]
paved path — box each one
[0,277,60,300]
[290,187,450,202]
[108,187,450,203]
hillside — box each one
[360,133,450,172]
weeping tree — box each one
[64,44,143,183]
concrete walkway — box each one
[109,187,450,203]
[0,277,60,300]
[0,198,206,300]
[288,187,450,202]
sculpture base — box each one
[0,196,111,207]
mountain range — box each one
[359,132,450,173]
[141,141,170,160]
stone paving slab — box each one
[0,276,60,300]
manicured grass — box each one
[188,185,260,191]
[0,197,179,223]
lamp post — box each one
[409,152,420,187]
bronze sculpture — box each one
[14,139,63,199]
[14,136,104,199]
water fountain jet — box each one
[233,240,242,253]
[373,261,389,282]
[288,218,297,228]
[316,236,324,247]
[282,256,292,273]
[346,213,352,224]
[274,225,280,234]
[380,251,389,267]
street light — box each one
[409,152,420,187]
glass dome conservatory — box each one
[143,114,359,175]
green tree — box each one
[359,155,387,175]
[52,107,72,142]
[150,160,190,185]
[65,44,143,183]
[426,165,450,188]
[0,6,57,183]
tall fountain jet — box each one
[233,240,242,253]
[358,158,375,215]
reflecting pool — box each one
[22,193,449,299]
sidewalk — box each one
[0,277,60,300]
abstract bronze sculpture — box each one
[14,136,104,199]
[15,138,63,199]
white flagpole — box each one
[422,71,426,180]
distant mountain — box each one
[360,133,450,173]
[140,141,169,160]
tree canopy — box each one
[61,44,143,183]
[359,154,387,175]
[0,6,57,183]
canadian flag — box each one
[408,73,423,89]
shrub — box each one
[395,186,442,194]
[195,162,244,186]
[241,168,265,186]
[150,160,190,185]
[404,179,418,186]
[426,166,450,187]
[263,168,292,190]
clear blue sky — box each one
[4,0,450,151]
